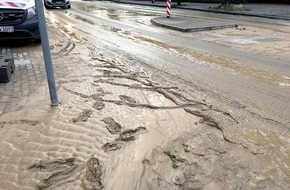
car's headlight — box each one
[27,6,37,19]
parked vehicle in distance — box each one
[0,0,39,41]
[44,0,71,9]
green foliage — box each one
[221,0,245,5]
[210,3,248,11]
[190,0,245,3]
[190,0,223,2]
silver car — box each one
[44,0,71,9]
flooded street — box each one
[0,0,289,189]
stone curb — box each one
[151,17,238,32]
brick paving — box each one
[0,43,47,114]
[0,25,76,115]
[0,20,103,115]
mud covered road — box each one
[0,1,289,189]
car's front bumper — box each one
[0,16,39,40]
[45,0,71,8]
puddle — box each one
[228,39,258,44]
[279,83,290,87]
[279,76,290,86]
[73,1,160,25]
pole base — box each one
[51,102,59,106]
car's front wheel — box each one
[44,3,50,9]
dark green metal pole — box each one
[35,0,59,106]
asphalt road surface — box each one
[62,1,289,187]
[65,1,290,125]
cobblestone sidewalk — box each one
[0,22,89,115]
[0,42,47,114]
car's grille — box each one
[52,0,66,3]
[0,9,25,25]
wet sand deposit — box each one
[1,12,290,190]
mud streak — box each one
[102,126,147,152]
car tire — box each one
[33,38,41,44]
[44,3,50,9]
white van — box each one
[0,0,39,40]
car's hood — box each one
[0,0,35,10]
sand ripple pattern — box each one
[1,18,288,190]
